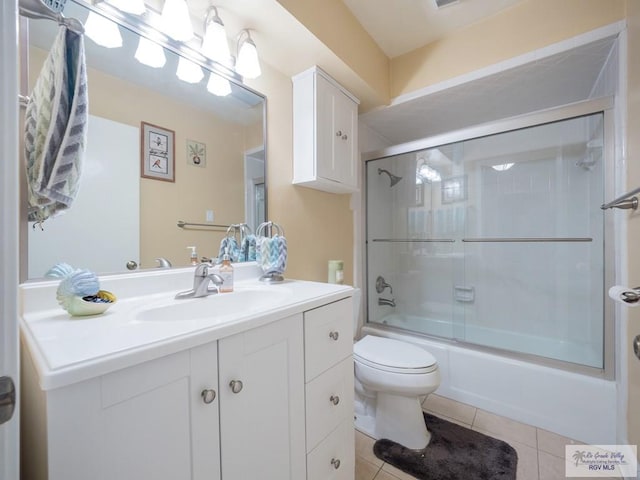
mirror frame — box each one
[19,0,268,282]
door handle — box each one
[0,376,16,425]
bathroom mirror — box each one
[22,0,266,279]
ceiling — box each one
[341,0,526,58]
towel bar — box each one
[601,186,640,210]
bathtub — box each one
[361,319,617,445]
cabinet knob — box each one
[335,130,343,137]
[201,389,216,404]
[331,458,341,469]
[330,395,340,406]
[342,134,348,140]
[229,380,243,394]
[329,331,339,341]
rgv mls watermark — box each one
[566,445,637,477]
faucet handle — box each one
[195,262,213,277]
[376,276,393,294]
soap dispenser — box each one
[219,248,234,293]
[187,246,198,266]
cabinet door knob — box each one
[329,331,339,341]
[342,134,348,140]
[335,130,343,137]
[331,458,341,469]
[229,380,243,394]
[330,395,340,406]
[201,389,216,404]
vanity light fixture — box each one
[135,37,166,68]
[491,163,514,171]
[160,0,194,42]
[416,162,441,184]
[105,0,146,15]
[235,29,261,79]
[176,56,204,84]
[207,73,232,96]
[201,6,231,64]
[84,11,123,48]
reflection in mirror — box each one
[22,0,266,279]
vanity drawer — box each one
[305,356,354,452]
[304,298,353,381]
[306,420,355,480]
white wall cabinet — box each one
[22,299,353,480]
[293,66,360,193]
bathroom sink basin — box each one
[134,287,291,323]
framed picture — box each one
[442,175,467,204]
[187,139,206,167]
[141,121,175,182]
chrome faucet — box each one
[376,276,393,294]
[378,297,396,307]
[175,263,224,299]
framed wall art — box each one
[141,121,175,182]
[187,139,206,167]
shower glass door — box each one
[366,111,606,369]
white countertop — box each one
[20,264,353,390]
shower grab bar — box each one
[601,186,640,210]
[462,237,592,243]
[372,238,456,243]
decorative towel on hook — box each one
[257,235,288,275]
[24,25,88,224]
[241,234,257,262]
[218,236,241,263]
[256,222,287,277]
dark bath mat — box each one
[373,412,517,480]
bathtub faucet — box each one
[378,297,396,307]
[376,276,393,294]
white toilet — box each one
[353,335,441,450]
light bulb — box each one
[135,37,166,68]
[105,0,146,15]
[160,0,193,42]
[202,16,231,64]
[207,73,232,96]
[176,57,204,84]
[84,11,122,48]
[235,32,261,79]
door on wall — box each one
[27,115,140,277]
[1,1,19,479]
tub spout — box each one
[378,297,396,307]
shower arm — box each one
[601,186,640,210]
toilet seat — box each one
[354,335,437,374]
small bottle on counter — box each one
[328,260,344,285]
[187,246,198,266]
[219,249,234,292]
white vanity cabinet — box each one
[22,342,221,480]
[218,313,306,479]
[293,66,360,193]
[303,298,355,480]
[21,277,354,480]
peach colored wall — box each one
[276,0,389,105]
[245,64,354,285]
[625,0,640,446]
[29,47,256,270]
[390,0,626,98]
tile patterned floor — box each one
[355,394,620,480]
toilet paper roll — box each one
[608,285,640,307]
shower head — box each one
[378,168,402,187]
